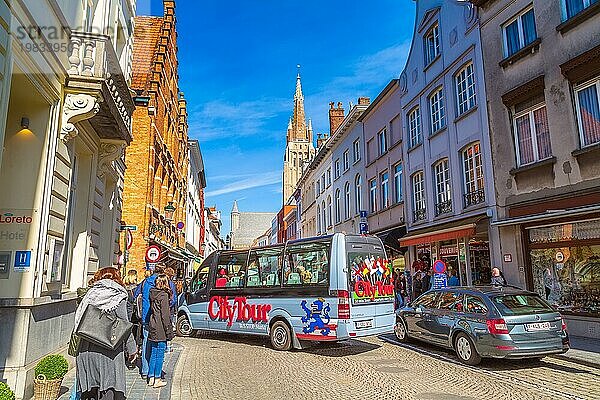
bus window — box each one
[214,252,247,288]
[247,246,284,288]
[191,267,209,292]
[284,240,331,286]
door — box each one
[405,291,439,340]
[207,251,248,331]
[186,253,215,329]
[432,291,464,345]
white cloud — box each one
[205,171,282,197]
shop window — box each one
[215,252,247,288]
[465,295,488,314]
[247,246,284,287]
[469,242,491,285]
[283,240,331,286]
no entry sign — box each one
[145,245,161,263]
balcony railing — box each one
[464,189,485,208]
[413,208,427,222]
[434,200,453,216]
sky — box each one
[136,0,416,237]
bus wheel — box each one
[270,321,292,351]
[176,314,193,337]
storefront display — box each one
[469,241,491,285]
[528,220,600,316]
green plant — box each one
[34,355,69,381]
[0,381,15,400]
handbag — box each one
[75,304,133,351]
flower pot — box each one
[33,375,63,400]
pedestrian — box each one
[422,269,432,292]
[448,270,460,286]
[73,267,137,400]
[413,272,423,299]
[134,264,165,379]
[147,274,175,388]
[491,267,507,286]
[164,267,178,318]
[394,272,407,309]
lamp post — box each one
[164,201,176,222]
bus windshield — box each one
[348,251,394,305]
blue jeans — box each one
[141,325,150,376]
[69,376,80,400]
[148,341,167,379]
[395,293,405,309]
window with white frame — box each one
[502,6,537,58]
[380,171,389,209]
[334,159,341,179]
[378,128,388,155]
[412,172,426,221]
[327,168,332,186]
[462,142,485,207]
[434,159,452,215]
[321,201,326,233]
[344,182,351,219]
[455,62,477,115]
[355,174,362,214]
[353,139,360,163]
[563,0,598,20]
[513,102,552,166]
[316,180,320,196]
[408,107,422,148]
[343,149,350,171]
[394,164,403,203]
[369,178,377,213]
[575,77,600,148]
[327,196,332,227]
[321,173,325,190]
[335,190,341,223]
[429,87,446,133]
[316,205,321,233]
[424,23,440,66]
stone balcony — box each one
[61,31,134,144]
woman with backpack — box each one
[147,274,175,388]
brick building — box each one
[122,1,190,276]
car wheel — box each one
[270,321,292,351]
[176,314,193,337]
[454,333,482,366]
[394,319,410,343]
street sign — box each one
[119,225,138,231]
[126,229,133,250]
[433,259,447,274]
[145,245,161,263]
[14,250,31,272]
[146,262,157,271]
[359,210,368,219]
[176,221,185,230]
[359,222,369,234]
[432,273,448,290]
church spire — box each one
[289,65,307,142]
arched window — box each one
[344,182,351,220]
[335,189,341,223]
[316,205,321,233]
[355,174,362,214]
[327,195,333,228]
[321,201,326,234]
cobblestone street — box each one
[168,333,600,400]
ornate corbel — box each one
[98,139,127,179]
[60,93,101,142]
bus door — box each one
[207,251,248,331]
[186,253,215,330]
[346,238,394,331]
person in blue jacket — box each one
[448,269,460,286]
[134,263,165,378]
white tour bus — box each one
[176,233,395,350]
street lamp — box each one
[164,201,176,222]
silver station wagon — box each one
[394,286,570,365]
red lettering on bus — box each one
[209,296,270,327]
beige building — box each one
[282,71,316,203]
[0,0,135,398]
[474,0,600,337]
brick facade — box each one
[122,1,189,276]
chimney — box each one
[329,101,345,135]
[358,97,371,106]
[316,133,329,149]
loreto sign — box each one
[0,209,36,248]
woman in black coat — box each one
[147,274,175,388]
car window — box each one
[415,292,439,309]
[465,295,488,314]
[214,253,247,289]
[246,247,284,288]
[438,292,464,312]
[492,294,554,316]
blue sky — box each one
[137,0,416,236]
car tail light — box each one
[561,318,568,332]
[338,290,350,319]
[486,318,509,334]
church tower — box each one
[283,67,316,203]
[231,200,240,233]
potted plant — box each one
[0,382,15,400]
[33,355,69,400]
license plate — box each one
[355,320,373,329]
[525,322,551,332]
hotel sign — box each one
[0,209,36,248]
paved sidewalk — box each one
[554,335,600,368]
[58,343,182,400]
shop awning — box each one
[373,225,406,253]
[399,223,476,247]
[492,205,600,227]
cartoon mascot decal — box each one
[301,298,331,336]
